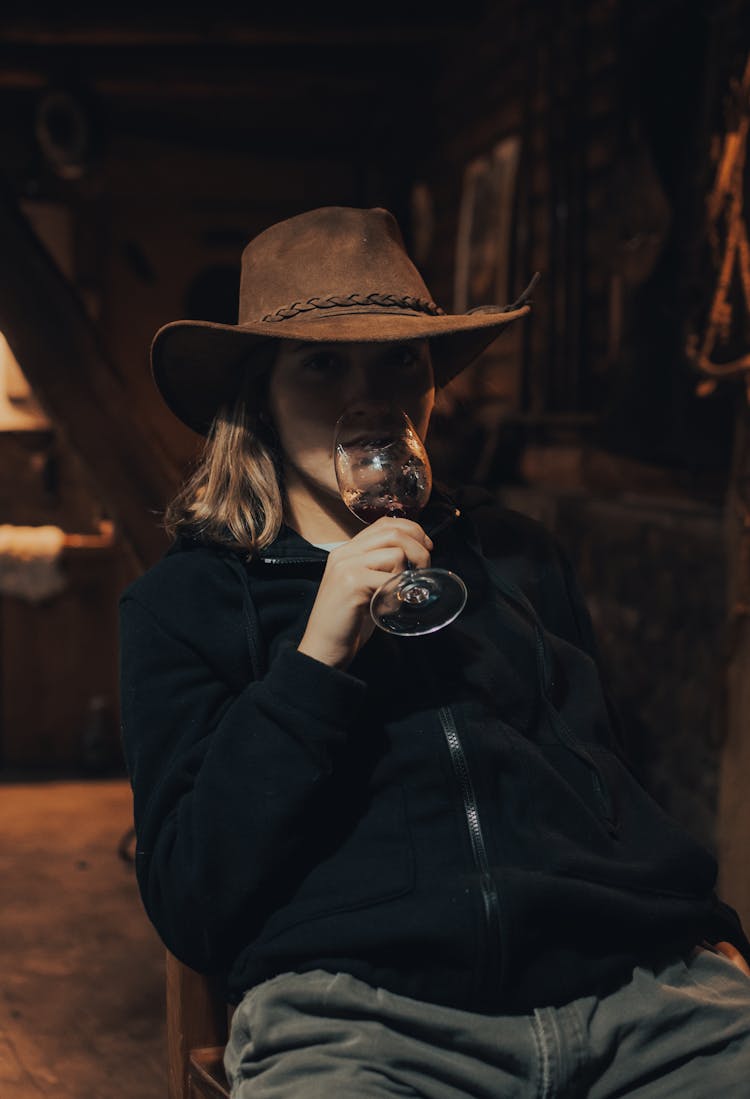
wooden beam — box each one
[0,15,464,48]
[94,138,361,203]
[0,185,179,569]
[166,951,227,1099]
[0,43,440,109]
[0,48,398,96]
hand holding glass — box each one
[333,403,467,635]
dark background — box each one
[2,6,750,1095]
[1,0,748,864]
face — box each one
[267,339,435,500]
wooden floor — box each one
[0,779,166,1098]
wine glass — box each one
[333,402,467,635]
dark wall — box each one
[410,0,749,847]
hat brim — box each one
[151,305,531,435]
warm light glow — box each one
[0,332,51,430]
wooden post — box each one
[717,396,750,932]
[0,185,180,570]
[165,951,228,1099]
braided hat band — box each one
[262,293,446,323]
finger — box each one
[353,517,433,551]
[363,566,410,591]
[321,552,422,603]
[361,547,425,576]
[354,529,433,562]
[400,535,433,569]
[712,941,750,976]
[328,531,431,577]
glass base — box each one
[370,568,468,636]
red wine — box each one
[349,499,421,524]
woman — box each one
[120,206,750,1097]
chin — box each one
[296,465,341,504]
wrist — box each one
[297,634,351,671]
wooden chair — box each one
[166,951,232,1099]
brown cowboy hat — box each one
[151,205,540,435]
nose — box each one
[341,361,390,407]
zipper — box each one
[260,556,326,565]
[261,503,504,995]
[435,699,502,1000]
[410,632,501,1002]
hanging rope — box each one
[686,51,750,400]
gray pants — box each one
[224,949,750,1097]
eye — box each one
[385,344,421,369]
[301,352,342,375]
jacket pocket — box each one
[543,705,616,830]
[518,738,718,900]
[257,784,415,941]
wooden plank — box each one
[97,137,359,205]
[0,17,466,48]
[166,953,228,1099]
[0,780,166,1097]
[188,1049,230,1099]
[0,48,389,98]
[0,545,120,767]
[0,187,179,569]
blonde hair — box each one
[162,354,284,556]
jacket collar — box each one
[166,483,462,564]
[258,482,462,565]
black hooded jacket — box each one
[118,485,749,1013]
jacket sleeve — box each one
[464,491,750,960]
[457,489,613,684]
[536,534,632,760]
[119,591,368,974]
